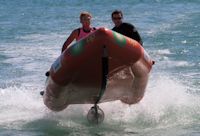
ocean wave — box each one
[16,33,66,42]
[157,49,172,55]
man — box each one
[111,10,143,46]
[111,10,144,104]
[61,11,96,52]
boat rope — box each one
[95,46,109,105]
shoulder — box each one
[112,26,117,30]
[69,28,80,38]
[73,28,80,33]
[123,22,135,28]
[123,22,138,32]
[73,28,81,34]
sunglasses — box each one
[112,17,122,20]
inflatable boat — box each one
[43,28,154,123]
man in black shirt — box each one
[111,10,143,46]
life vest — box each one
[76,27,96,41]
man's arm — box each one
[131,26,143,46]
[134,30,143,46]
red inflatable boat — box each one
[43,28,154,113]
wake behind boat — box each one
[42,28,154,123]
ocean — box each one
[0,0,199,135]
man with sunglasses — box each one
[111,10,143,46]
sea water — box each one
[0,0,199,135]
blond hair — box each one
[80,11,92,20]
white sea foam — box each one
[181,40,187,44]
[96,74,200,129]
[32,74,199,130]
[157,49,172,55]
[156,58,194,68]
[1,65,199,130]
[0,86,47,127]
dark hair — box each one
[111,10,123,18]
